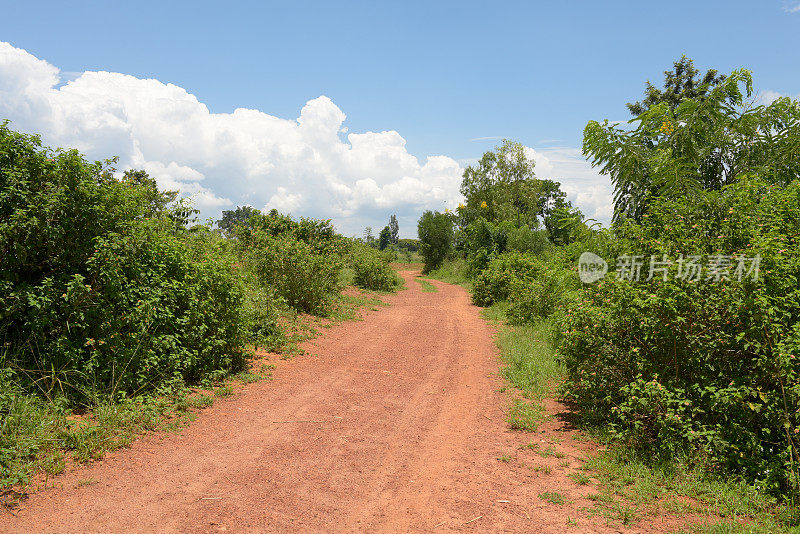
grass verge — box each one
[414,278,438,292]
[426,258,471,287]
[481,299,800,532]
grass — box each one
[0,392,196,494]
[414,277,438,292]
[540,491,565,505]
[583,447,800,532]
[507,398,543,431]
[568,472,592,485]
[484,303,562,436]
[426,258,471,287]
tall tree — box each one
[363,226,375,246]
[378,226,391,250]
[121,169,178,217]
[627,56,726,116]
[459,139,574,237]
[217,205,257,235]
[417,211,453,273]
[388,214,399,244]
[585,70,800,222]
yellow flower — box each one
[458,203,465,210]
[659,120,674,135]
[480,201,488,208]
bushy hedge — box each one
[350,243,402,292]
[0,125,246,403]
[233,210,345,314]
[560,179,800,494]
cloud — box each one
[755,89,800,106]
[0,41,463,237]
[783,1,800,13]
[0,41,614,235]
[524,146,614,225]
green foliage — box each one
[506,224,551,254]
[560,178,800,496]
[216,205,256,235]
[417,210,454,273]
[0,124,246,404]
[389,214,399,245]
[378,225,391,250]
[627,55,727,116]
[458,139,573,239]
[507,256,578,324]
[233,210,345,314]
[585,70,800,221]
[471,252,544,306]
[350,242,402,292]
[397,238,420,252]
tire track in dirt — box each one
[2,270,679,533]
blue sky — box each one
[1,1,799,236]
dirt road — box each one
[3,271,629,533]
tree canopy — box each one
[585,69,800,222]
[626,55,727,116]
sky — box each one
[1,1,799,237]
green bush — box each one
[0,125,247,403]
[350,243,402,292]
[471,252,545,306]
[507,260,578,323]
[559,179,800,495]
[234,210,344,314]
[506,225,551,255]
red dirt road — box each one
[3,271,650,533]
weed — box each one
[540,491,565,505]
[531,465,553,475]
[414,278,438,292]
[507,399,542,431]
[569,472,591,485]
[213,385,233,398]
[188,394,214,409]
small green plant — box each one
[568,472,591,485]
[414,278,438,292]
[213,385,233,398]
[539,491,565,505]
[507,399,543,431]
[188,394,214,409]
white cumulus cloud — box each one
[0,41,613,235]
[0,42,464,237]
[524,146,614,224]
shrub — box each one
[471,252,545,306]
[350,243,402,292]
[0,125,247,403]
[506,225,551,255]
[507,261,578,323]
[234,210,345,314]
[559,179,800,495]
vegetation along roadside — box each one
[423,57,800,531]
[0,123,403,500]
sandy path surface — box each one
[3,270,660,533]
